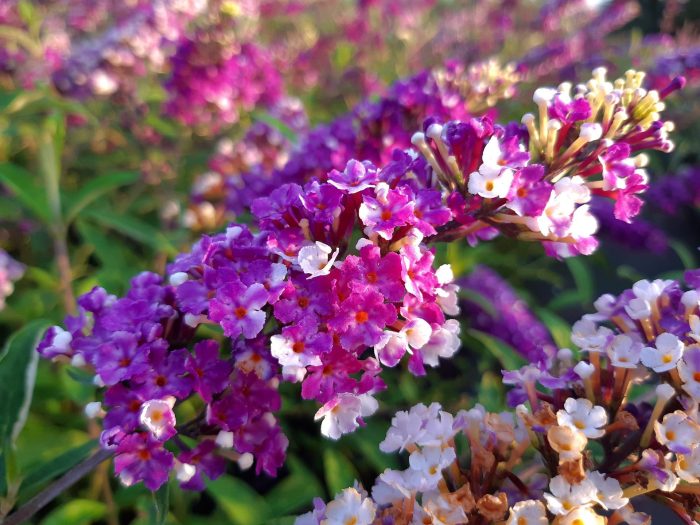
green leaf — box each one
[466,329,526,371]
[669,239,697,270]
[0,320,50,446]
[0,163,49,223]
[40,499,106,525]
[207,475,270,525]
[64,171,140,224]
[534,309,572,350]
[566,258,594,305]
[19,439,97,498]
[323,449,357,496]
[477,371,505,412]
[252,111,298,143]
[151,481,170,525]
[83,209,178,256]
[266,456,324,517]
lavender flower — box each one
[461,265,557,365]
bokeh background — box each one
[0,0,699,523]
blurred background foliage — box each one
[0,0,699,523]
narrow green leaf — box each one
[207,475,270,525]
[534,309,572,350]
[566,258,593,305]
[669,239,697,270]
[477,372,505,412]
[467,329,526,371]
[0,163,49,223]
[40,499,106,525]
[19,439,97,498]
[252,111,298,144]
[64,171,140,224]
[323,449,357,496]
[83,209,178,256]
[266,456,324,517]
[151,482,169,525]
[0,320,50,445]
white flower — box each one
[583,293,617,321]
[624,297,652,320]
[420,319,461,366]
[380,403,442,452]
[401,318,433,349]
[571,319,612,353]
[215,431,234,449]
[573,361,595,379]
[371,469,411,506]
[543,475,597,515]
[270,333,322,376]
[322,488,376,525]
[557,398,608,439]
[298,241,340,279]
[316,393,378,440]
[174,461,196,483]
[407,445,456,488]
[681,290,699,309]
[689,315,700,343]
[412,494,466,525]
[436,284,460,316]
[632,279,673,302]
[606,334,642,368]
[654,411,700,454]
[555,507,605,525]
[588,471,628,510]
[640,332,684,373]
[435,264,454,285]
[675,445,700,483]
[506,500,548,525]
[84,401,104,419]
[468,167,514,199]
[139,398,176,440]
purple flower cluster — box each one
[461,265,557,365]
[188,59,518,224]
[38,154,463,489]
[645,166,700,216]
[409,68,681,257]
[0,249,24,310]
[647,47,700,91]
[187,97,309,229]
[53,0,206,98]
[164,37,282,131]
[36,68,682,491]
[590,198,669,254]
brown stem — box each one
[1,448,112,525]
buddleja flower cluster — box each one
[35,69,681,492]
[186,59,520,229]
[410,67,682,257]
[297,270,700,525]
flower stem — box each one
[1,448,112,525]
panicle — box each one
[297,269,700,525]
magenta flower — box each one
[411,189,452,235]
[186,340,233,403]
[114,433,174,491]
[340,245,405,302]
[327,159,379,193]
[359,183,415,240]
[329,290,397,350]
[209,281,269,339]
